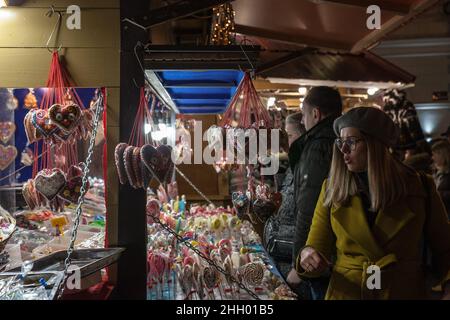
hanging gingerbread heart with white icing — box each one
[34,168,66,201]
[49,103,82,134]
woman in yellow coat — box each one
[297,107,450,300]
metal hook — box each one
[45,5,63,52]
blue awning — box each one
[154,70,244,114]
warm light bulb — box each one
[367,87,379,96]
[298,87,307,95]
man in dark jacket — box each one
[286,86,342,299]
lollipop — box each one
[211,217,222,231]
[239,262,264,287]
[146,199,161,218]
[203,266,220,289]
[182,264,194,297]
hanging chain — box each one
[55,92,104,300]
[175,166,215,207]
[150,216,261,300]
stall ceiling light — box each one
[267,97,276,107]
[367,87,379,96]
[298,87,307,95]
[0,0,7,7]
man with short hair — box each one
[286,86,342,300]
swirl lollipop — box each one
[239,262,264,287]
[203,266,220,290]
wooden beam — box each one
[235,24,351,51]
[351,0,440,53]
[256,48,315,74]
[317,0,411,15]
[115,0,148,300]
[132,0,231,29]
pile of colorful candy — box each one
[146,202,295,300]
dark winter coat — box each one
[289,115,337,262]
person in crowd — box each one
[403,140,433,175]
[441,126,450,144]
[297,107,450,300]
[432,140,450,218]
[287,86,342,300]
[263,112,309,298]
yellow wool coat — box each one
[296,172,450,300]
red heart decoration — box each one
[34,168,66,201]
[24,112,38,144]
[58,165,89,204]
[31,109,58,138]
[0,122,16,144]
[0,145,17,171]
[49,103,82,134]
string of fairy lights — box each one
[210,3,236,45]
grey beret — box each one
[333,107,399,147]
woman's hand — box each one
[286,268,302,288]
[300,246,331,274]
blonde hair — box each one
[432,140,450,173]
[324,133,409,211]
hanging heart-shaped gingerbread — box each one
[58,165,89,204]
[0,145,17,171]
[31,109,58,138]
[114,143,128,185]
[24,91,38,109]
[140,144,159,178]
[123,145,138,188]
[34,168,66,201]
[22,179,39,210]
[132,147,143,188]
[0,122,16,144]
[24,112,38,144]
[156,145,174,184]
[49,103,82,134]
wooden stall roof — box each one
[232,0,439,53]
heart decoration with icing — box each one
[34,168,66,201]
[252,198,277,221]
[0,122,16,144]
[31,109,58,138]
[58,164,89,204]
[123,145,138,188]
[114,143,129,185]
[140,144,159,178]
[132,147,143,188]
[0,145,17,171]
[49,103,82,134]
[24,112,38,144]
